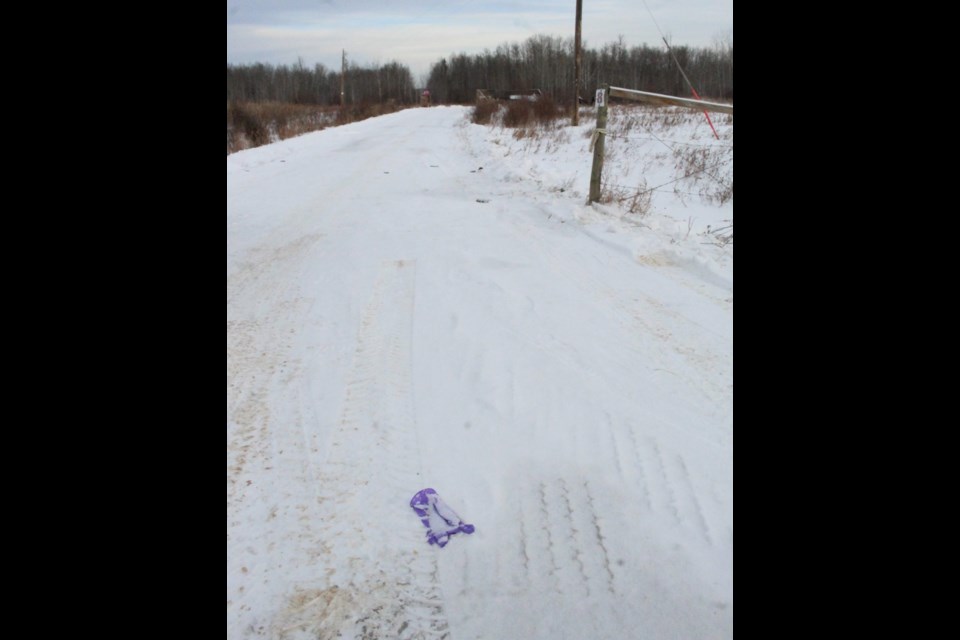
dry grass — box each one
[227,101,413,155]
[606,104,734,207]
[465,99,732,215]
[502,100,534,127]
[531,95,564,122]
[334,101,409,126]
[600,178,653,217]
[670,145,734,205]
[704,221,733,246]
[471,94,566,129]
[227,102,335,154]
[471,100,501,125]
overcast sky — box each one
[226,0,732,81]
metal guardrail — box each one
[608,86,733,114]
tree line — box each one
[426,34,733,104]
[227,58,419,105]
[226,34,733,107]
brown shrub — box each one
[472,100,501,124]
[227,101,409,155]
[531,95,563,124]
[503,100,533,127]
[335,101,405,126]
[228,102,270,148]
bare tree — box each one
[422,34,733,105]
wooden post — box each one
[573,0,582,126]
[588,85,608,204]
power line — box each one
[641,0,668,42]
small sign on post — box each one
[588,85,609,204]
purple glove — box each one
[411,488,475,547]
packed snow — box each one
[227,104,733,639]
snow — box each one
[227,104,732,639]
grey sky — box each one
[226,1,733,81]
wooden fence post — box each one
[588,85,608,204]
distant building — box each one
[476,88,542,103]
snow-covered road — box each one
[227,106,732,639]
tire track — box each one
[275,259,452,640]
[538,482,563,579]
[513,474,557,593]
[500,212,731,415]
[546,480,590,598]
[506,471,632,602]
[646,437,682,524]
[494,488,532,594]
[623,421,653,510]
[619,430,725,548]
[227,233,324,509]
[558,479,594,597]
[228,232,329,640]
[673,455,717,547]
[582,481,616,592]
[601,411,626,478]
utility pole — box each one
[340,49,346,109]
[573,0,583,125]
